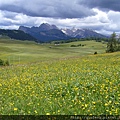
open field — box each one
[0,38,107,64]
[0,38,120,115]
[1,51,120,115]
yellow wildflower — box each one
[14,108,18,111]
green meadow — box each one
[0,38,106,64]
[0,38,120,115]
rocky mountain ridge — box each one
[19,23,107,42]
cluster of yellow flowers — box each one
[1,52,120,115]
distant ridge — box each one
[0,29,37,42]
[19,23,71,42]
[61,28,107,39]
[19,23,108,42]
[0,23,108,43]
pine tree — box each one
[106,32,118,52]
[118,35,120,51]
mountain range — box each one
[19,23,71,42]
[61,28,106,39]
[19,23,107,42]
[0,23,108,42]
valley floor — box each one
[0,39,107,64]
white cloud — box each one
[0,3,120,35]
[107,10,120,31]
[93,8,110,23]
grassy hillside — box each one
[1,52,120,115]
[0,29,37,41]
[0,38,120,116]
[0,38,107,64]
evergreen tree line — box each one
[52,37,108,44]
[106,32,120,53]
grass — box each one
[1,52,120,115]
[0,38,106,64]
[0,38,120,115]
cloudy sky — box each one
[0,0,120,35]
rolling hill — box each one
[0,38,107,64]
[0,29,37,42]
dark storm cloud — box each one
[0,0,95,18]
[0,0,120,35]
[79,0,120,12]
